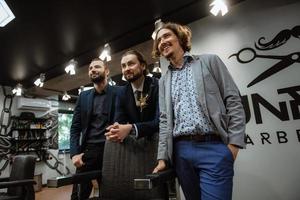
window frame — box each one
[57,109,73,154]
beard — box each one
[124,71,143,82]
[90,73,105,84]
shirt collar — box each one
[131,78,145,93]
[168,52,195,70]
[94,84,108,95]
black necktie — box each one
[135,90,142,106]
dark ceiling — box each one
[0,0,243,89]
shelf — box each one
[12,138,48,141]
[15,149,48,153]
[11,115,53,157]
[11,116,48,122]
[12,128,47,130]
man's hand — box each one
[152,159,167,173]
[105,122,132,142]
[72,153,85,168]
[227,144,239,160]
[105,122,121,142]
[106,122,119,132]
[113,124,132,142]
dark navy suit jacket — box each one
[70,85,118,158]
[114,76,159,138]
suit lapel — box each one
[142,76,151,94]
[127,84,140,121]
[165,70,173,124]
[106,85,113,123]
[140,77,153,120]
[192,56,209,118]
[86,89,95,125]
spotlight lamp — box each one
[99,43,111,62]
[65,60,77,75]
[210,0,228,16]
[12,83,22,96]
[152,61,162,73]
[151,19,164,40]
[34,73,45,87]
[62,91,71,101]
[147,73,153,77]
[0,0,15,27]
[108,78,116,86]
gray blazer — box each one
[157,53,246,162]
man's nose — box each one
[123,65,130,71]
[90,66,95,72]
[161,36,169,43]
[159,39,167,48]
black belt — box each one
[174,134,222,142]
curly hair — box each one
[152,22,192,59]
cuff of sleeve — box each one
[131,124,138,138]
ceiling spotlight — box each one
[34,73,45,87]
[0,0,15,27]
[12,83,22,96]
[62,91,71,101]
[108,78,116,86]
[152,19,164,40]
[210,0,228,16]
[65,60,77,75]
[152,61,162,73]
[99,43,111,62]
[147,73,153,77]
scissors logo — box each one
[229,25,300,88]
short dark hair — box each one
[90,58,107,68]
[121,50,148,76]
[152,22,192,58]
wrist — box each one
[229,144,241,149]
[130,124,137,137]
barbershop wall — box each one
[168,0,299,199]
[0,88,75,184]
[0,87,15,178]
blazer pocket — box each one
[220,113,229,132]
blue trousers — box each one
[174,141,234,200]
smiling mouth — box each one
[162,45,171,52]
[125,74,133,77]
[90,73,100,78]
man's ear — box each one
[141,63,146,71]
[105,68,110,77]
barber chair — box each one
[47,169,177,200]
[47,170,101,199]
[47,136,178,199]
[134,169,179,200]
[47,170,101,188]
[0,155,36,200]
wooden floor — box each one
[35,185,72,200]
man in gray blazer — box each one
[152,22,246,200]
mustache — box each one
[90,73,105,83]
[255,25,300,50]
